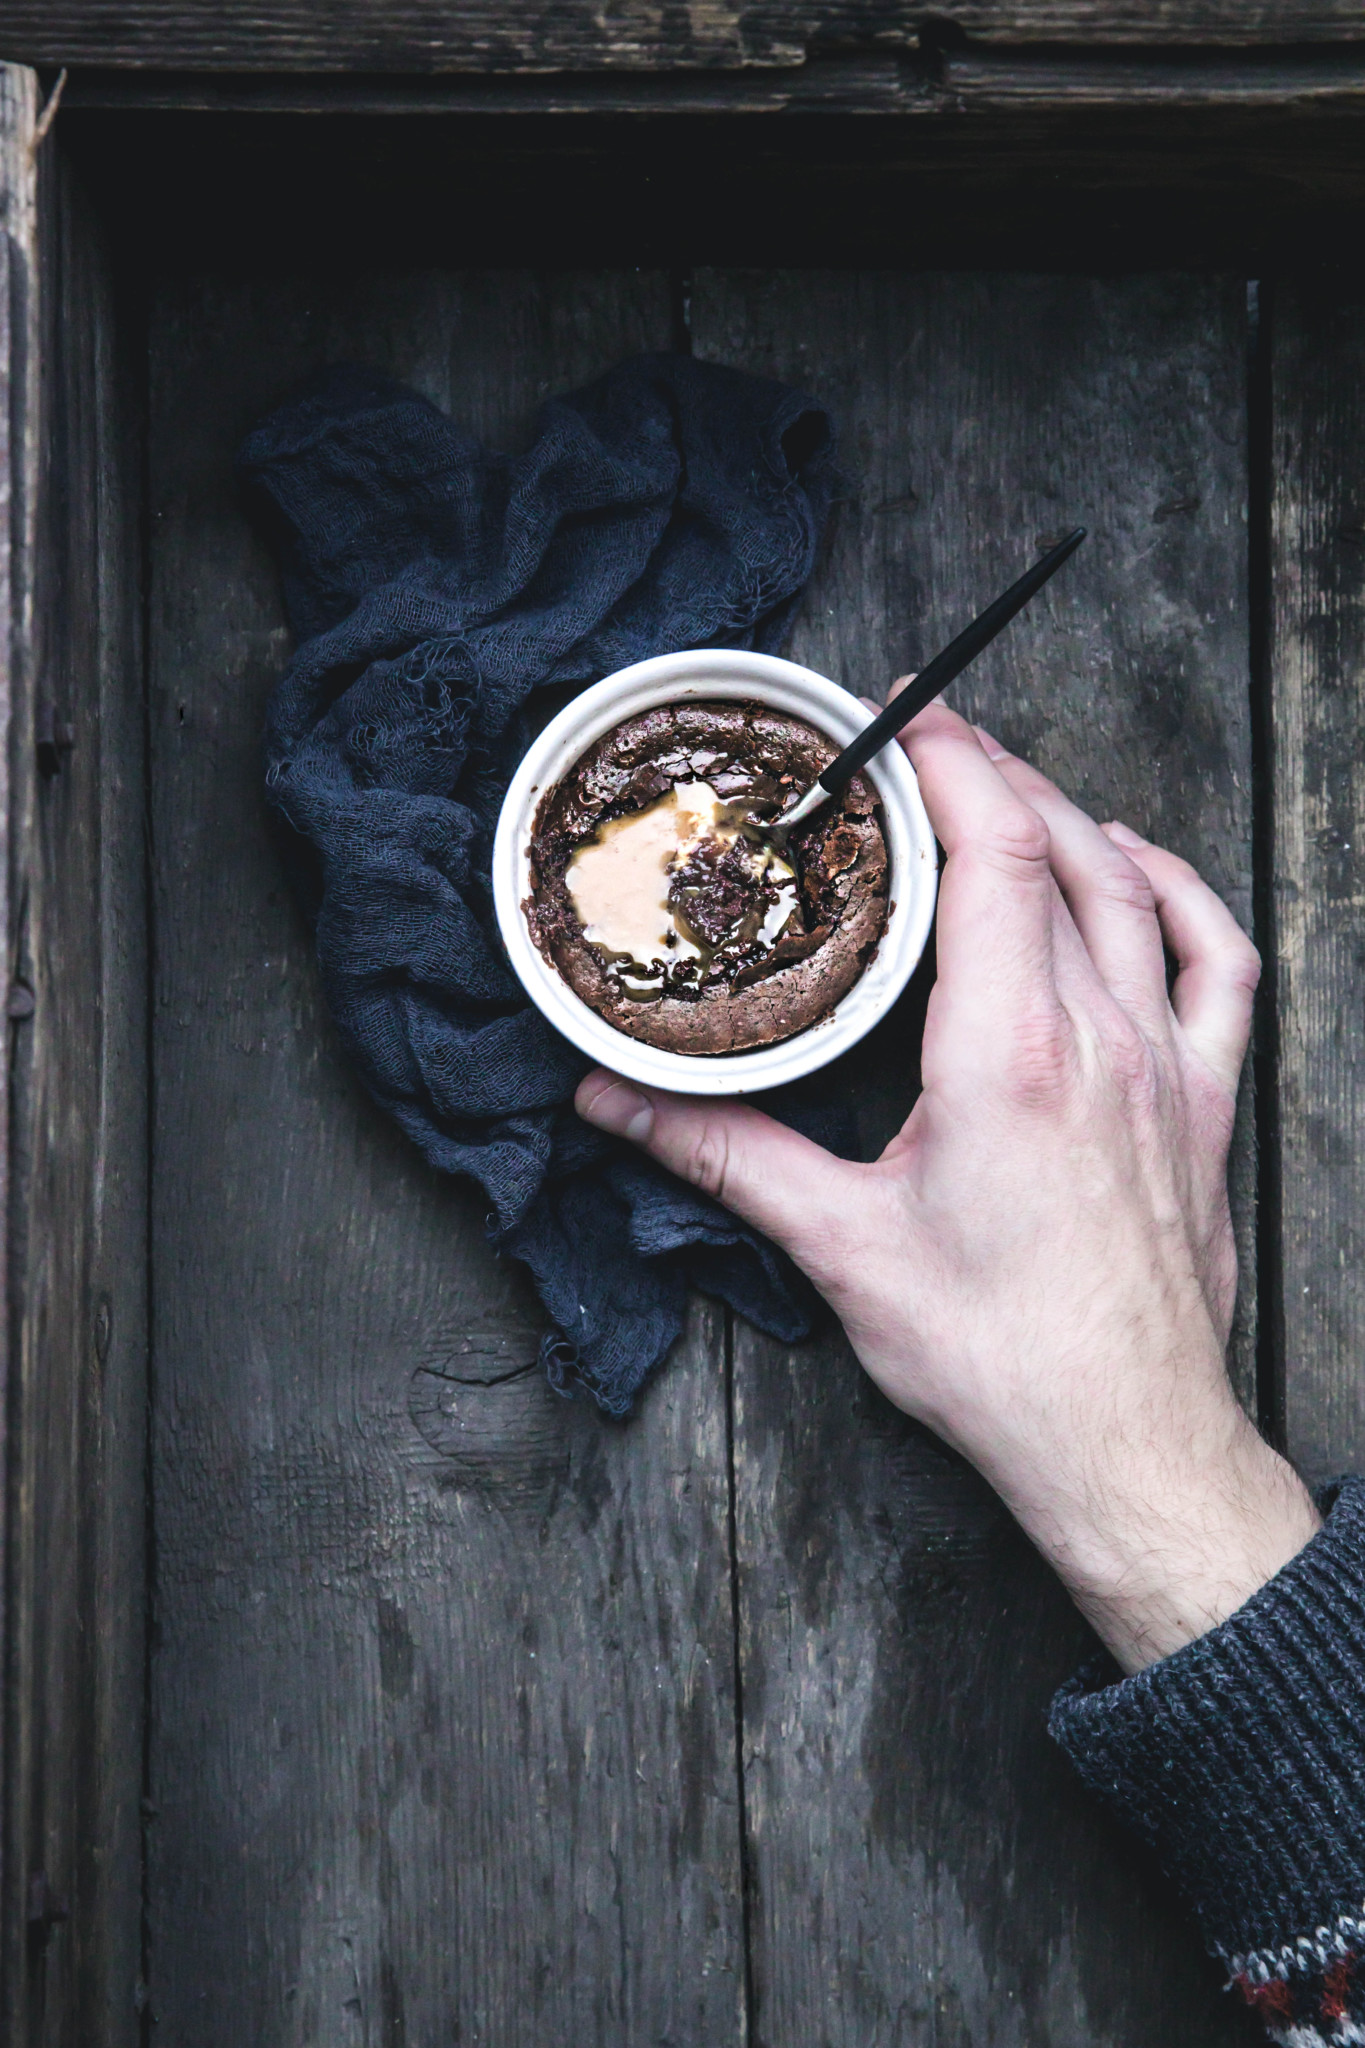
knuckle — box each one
[957,805,1052,882]
[683,1117,735,1203]
[985,801,1052,867]
[1220,933,1262,994]
[1098,1010,1163,1108]
[1095,859,1157,920]
[998,1004,1074,1109]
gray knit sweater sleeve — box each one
[1050,1476,1365,2044]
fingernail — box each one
[973,724,1009,760]
[1104,820,1145,849]
[576,1074,655,1144]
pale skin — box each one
[575,693,1321,1676]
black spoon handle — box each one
[804,525,1087,806]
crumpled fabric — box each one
[239,353,844,1413]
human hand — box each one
[575,699,1320,1674]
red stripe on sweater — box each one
[1321,1954,1355,2021]
[1236,1975,1294,2020]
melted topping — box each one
[524,700,891,1053]
[564,779,797,994]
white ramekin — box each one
[491,649,938,1097]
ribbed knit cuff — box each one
[1050,1475,1365,2003]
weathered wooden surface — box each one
[0,62,34,2028]
[16,215,1286,2044]
[57,47,1365,113]
[6,0,1365,74]
[145,270,747,2046]
[1271,281,1365,1483]
[1,82,148,2047]
[693,270,1259,2044]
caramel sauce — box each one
[564,780,797,988]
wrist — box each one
[989,1407,1321,1675]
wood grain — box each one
[1,94,149,2046]
[943,46,1365,104]
[1270,280,1365,1481]
[5,0,1365,75]
[145,268,747,2047]
[0,61,36,2031]
[693,269,1259,2045]
[57,47,1365,114]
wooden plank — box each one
[58,55,941,113]
[692,269,1256,2044]
[5,0,1365,74]
[943,46,1365,104]
[57,47,1365,114]
[1,98,149,2046]
[145,269,747,2046]
[0,61,36,2028]
[57,157,149,2048]
[1270,281,1365,1483]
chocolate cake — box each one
[524,699,889,1055]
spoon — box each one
[773,526,1087,835]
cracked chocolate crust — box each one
[524,699,889,1056]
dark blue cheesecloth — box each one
[239,353,846,1414]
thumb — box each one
[574,1068,861,1269]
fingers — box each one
[893,691,1255,1095]
[574,1070,862,1271]
[974,731,1171,1031]
[896,703,1062,1049]
[1101,825,1260,1094]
